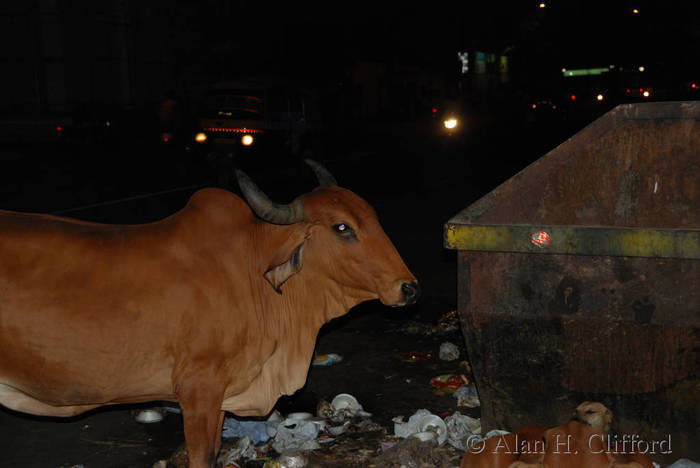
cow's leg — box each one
[175,379,225,468]
[214,410,225,455]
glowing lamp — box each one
[443,118,458,130]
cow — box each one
[0,160,419,467]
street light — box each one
[444,118,458,130]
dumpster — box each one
[444,101,699,464]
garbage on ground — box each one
[316,399,334,419]
[272,417,321,453]
[393,409,448,445]
[437,310,460,330]
[430,373,469,395]
[397,310,460,336]
[453,383,480,408]
[482,429,510,439]
[393,350,433,363]
[373,435,463,468]
[327,393,372,422]
[312,353,343,366]
[439,341,460,361]
[343,418,385,434]
[381,441,397,451]
[275,451,308,467]
[411,431,438,444]
[222,415,276,444]
[266,410,284,438]
[445,411,482,450]
[220,436,257,465]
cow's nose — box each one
[401,282,421,305]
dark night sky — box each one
[169,0,699,86]
[0,0,697,113]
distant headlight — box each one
[195,132,207,143]
[241,134,254,146]
[443,118,458,130]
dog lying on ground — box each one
[460,402,654,468]
[460,424,547,468]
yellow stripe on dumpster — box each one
[444,224,700,259]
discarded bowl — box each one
[134,409,164,424]
[331,393,362,411]
[418,414,448,445]
[411,431,438,443]
[287,412,313,421]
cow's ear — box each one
[264,238,307,294]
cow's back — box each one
[0,189,254,406]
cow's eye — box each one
[333,223,355,238]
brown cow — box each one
[0,160,419,467]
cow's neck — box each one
[252,222,361,329]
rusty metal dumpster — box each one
[444,101,699,464]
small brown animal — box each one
[572,401,613,433]
[460,425,547,468]
[467,402,653,468]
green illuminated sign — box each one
[562,68,611,77]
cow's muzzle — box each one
[401,282,421,305]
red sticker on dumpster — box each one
[531,230,550,247]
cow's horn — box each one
[305,159,338,186]
[236,170,304,224]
